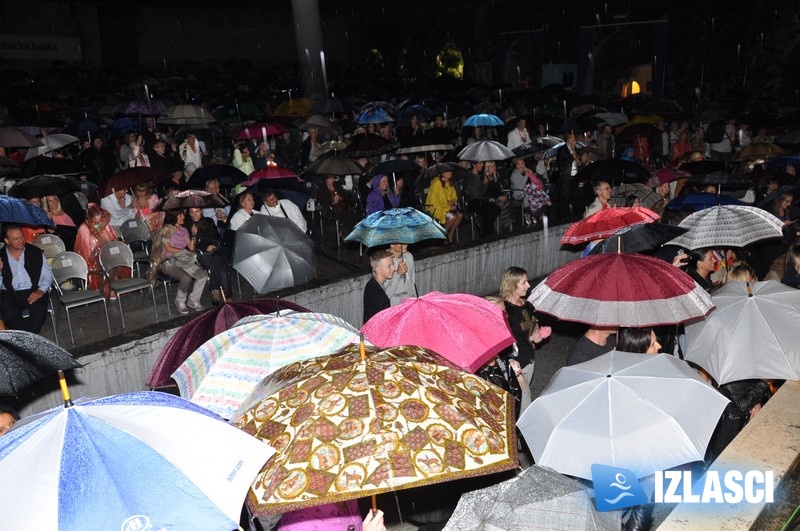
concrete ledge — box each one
[658,380,800,530]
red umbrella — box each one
[101,167,170,197]
[360,291,516,373]
[146,298,309,388]
[528,253,714,327]
[247,166,299,181]
[233,123,287,141]
[652,167,691,185]
[560,206,660,246]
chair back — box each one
[119,219,151,243]
[33,234,66,259]
[99,241,134,274]
[50,252,89,292]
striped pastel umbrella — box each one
[171,311,362,419]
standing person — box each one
[363,249,395,324]
[555,133,581,221]
[506,118,530,150]
[74,204,130,299]
[384,243,415,306]
[179,132,205,170]
[425,170,463,244]
[595,123,616,159]
[709,118,736,162]
[260,189,307,233]
[684,248,718,292]
[0,225,52,333]
[232,142,255,174]
[499,267,549,415]
[566,327,617,366]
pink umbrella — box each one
[234,123,287,141]
[147,298,309,388]
[248,166,300,180]
[560,206,660,246]
[360,291,515,373]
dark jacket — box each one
[0,244,45,292]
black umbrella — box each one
[185,164,249,189]
[341,134,397,158]
[369,159,421,176]
[304,155,363,176]
[22,157,84,178]
[616,123,662,144]
[574,159,651,185]
[0,156,22,177]
[590,224,689,255]
[0,330,81,397]
[677,160,727,177]
[685,171,753,190]
[8,174,83,199]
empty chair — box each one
[50,251,111,345]
[119,219,152,276]
[32,234,66,260]
[98,241,158,329]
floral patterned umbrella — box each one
[230,344,518,517]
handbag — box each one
[171,249,197,267]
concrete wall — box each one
[21,224,577,415]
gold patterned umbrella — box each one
[230,344,518,517]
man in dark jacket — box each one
[0,225,52,333]
[363,250,395,324]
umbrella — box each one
[677,160,727,176]
[615,123,661,144]
[685,171,753,190]
[395,143,455,155]
[511,136,563,157]
[342,134,397,158]
[154,190,228,211]
[355,107,394,124]
[317,140,349,156]
[517,351,729,480]
[369,158,421,176]
[759,185,800,208]
[462,114,504,127]
[0,390,274,530]
[344,207,446,247]
[7,174,83,199]
[765,155,800,171]
[100,167,170,196]
[730,142,787,163]
[528,253,714,327]
[609,182,666,210]
[147,299,310,388]
[233,214,316,294]
[185,164,249,189]
[230,344,518,517]
[309,97,355,115]
[666,205,783,250]
[775,131,800,147]
[247,165,300,181]
[24,134,80,160]
[652,167,691,185]
[159,104,216,125]
[361,291,516,372]
[359,100,396,113]
[665,192,744,211]
[685,280,800,385]
[0,126,43,148]
[0,330,80,397]
[574,159,651,185]
[443,465,621,531]
[0,195,53,226]
[0,156,21,177]
[589,223,689,255]
[233,122,287,141]
[21,157,83,178]
[274,98,315,117]
[296,115,343,137]
[305,155,363,176]
[457,140,515,162]
[173,311,362,419]
[113,100,167,116]
[560,206,661,245]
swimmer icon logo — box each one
[591,464,649,511]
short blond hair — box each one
[499,267,527,300]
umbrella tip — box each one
[58,370,74,408]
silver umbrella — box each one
[232,214,315,294]
[159,104,216,125]
[666,205,783,250]
[457,140,515,162]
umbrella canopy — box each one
[369,158,421,176]
[361,291,516,372]
[685,280,800,384]
[677,160,727,177]
[0,126,43,148]
[185,164,249,189]
[664,192,744,211]
[590,223,689,255]
[159,104,216,125]
[154,190,228,211]
[342,134,397,158]
[21,156,83,178]
[7,174,83,199]
[113,100,167,116]
[517,351,729,480]
[666,205,783,250]
[100,167,170,196]
[0,391,274,530]
[0,331,80,397]
[305,155,363,176]
[615,123,662,144]
[511,135,564,158]
[344,207,446,247]
[233,214,315,294]
[230,344,518,517]
[355,107,394,124]
[24,134,80,160]
[652,167,691,185]
[395,143,455,155]
[0,156,22,177]
[0,194,52,226]
[274,98,314,117]
[296,115,343,137]
[575,158,651,185]
[528,253,714,327]
[147,299,310,388]
[173,311,361,419]
[443,465,621,531]
[685,171,753,190]
[730,142,787,163]
[233,122,287,141]
[316,140,349,156]
[462,114,504,127]
[457,140,515,162]
[247,165,300,181]
[609,183,666,210]
[560,207,661,246]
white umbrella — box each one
[159,104,216,125]
[24,134,80,160]
[666,205,783,250]
[517,351,729,480]
[457,140,515,161]
[685,280,800,385]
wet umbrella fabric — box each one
[369,159,421,176]
[666,205,783,250]
[305,155,363,176]
[664,192,744,211]
[685,280,800,385]
[0,330,81,397]
[147,299,310,388]
[609,183,665,210]
[154,190,228,211]
[360,291,516,373]
[100,167,170,196]
[517,351,729,480]
[574,159,651,185]
[457,140,515,162]
[185,164,249,189]
[0,391,274,530]
[342,134,397,158]
[589,223,689,255]
[8,174,83,199]
[528,253,714,327]
[230,344,518,517]
[159,104,216,125]
[0,195,52,226]
[560,206,661,246]
[296,115,342,137]
[232,214,315,294]
[0,126,42,148]
[24,134,80,160]
[462,114,504,127]
[355,107,394,124]
[344,207,446,247]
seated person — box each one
[260,188,307,233]
[185,207,232,305]
[100,188,135,234]
[0,225,53,333]
[0,404,19,436]
[317,175,358,239]
[365,174,400,215]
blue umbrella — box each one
[0,390,273,530]
[0,195,53,225]
[344,207,446,247]
[665,193,744,211]
[355,107,394,124]
[766,155,800,171]
[109,117,137,139]
[462,113,504,127]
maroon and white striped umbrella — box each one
[560,206,661,246]
[528,253,714,327]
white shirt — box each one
[100,193,135,228]
[507,127,530,150]
[228,208,254,231]
[260,200,307,233]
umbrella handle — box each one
[58,370,74,408]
